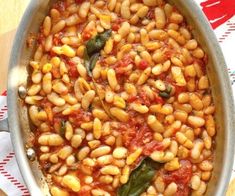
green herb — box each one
[159,91,170,98]
[86,29,112,56]
[166,85,172,93]
[84,30,112,76]
[84,49,100,76]
[159,85,172,99]
[117,157,162,196]
[60,120,66,138]
[83,29,114,119]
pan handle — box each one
[0,118,9,132]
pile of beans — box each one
[24,0,216,195]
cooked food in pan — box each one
[24,0,216,195]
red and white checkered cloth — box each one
[0,0,235,195]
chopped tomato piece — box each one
[119,55,133,67]
[40,98,52,108]
[174,84,187,96]
[146,9,155,20]
[111,18,125,31]
[157,72,168,81]
[75,0,85,4]
[143,141,164,156]
[53,33,63,46]
[137,60,149,70]
[127,95,138,103]
[113,55,133,77]
[69,110,92,126]
[112,23,120,31]
[68,65,79,78]
[66,60,79,78]
[122,123,163,154]
[139,90,151,106]
[53,1,67,12]
[154,95,165,104]
[82,30,92,41]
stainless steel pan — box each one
[0,0,234,195]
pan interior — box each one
[8,0,234,195]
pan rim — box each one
[7,0,235,195]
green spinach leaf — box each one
[117,157,162,196]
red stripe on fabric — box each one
[2,159,10,162]
[1,90,7,96]
[6,155,14,158]
[0,152,29,194]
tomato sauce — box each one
[120,116,164,155]
[37,27,45,45]
[68,110,93,127]
[82,29,92,41]
[75,0,85,4]
[137,60,149,70]
[65,59,79,78]
[146,8,155,20]
[161,160,193,196]
[112,55,133,73]
[53,1,67,12]
[111,18,126,31]
[53,32,63,46]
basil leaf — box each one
[117,157,162,196]
[84,48,99,77]
[86,29,112,56]
[89,53,100,72]
[166,85,172,93]
[83,29,115,119]
[60,120,66,137]
[84,30,112,76]
[159,85,172,98]
[159,91,170,98]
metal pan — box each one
[0,0,234,195]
